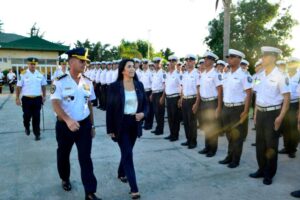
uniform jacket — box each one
[106,80,148,140]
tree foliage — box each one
[205,0,298,71]
[28,23,45,38]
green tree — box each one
[205,0,298,72]
[160,48,175,60]
[118,39,142,59]
[136,40,154,59]
[28,23,45,38]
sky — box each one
[1,0,299,58]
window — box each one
[3,58,7,63]
[38,59,46,64]
[46,59,57,65]
[11,58,25,64]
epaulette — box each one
[82,74,92,81]
[21,70,26,75]
[55,74,68,81]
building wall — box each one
[0,49,59,70]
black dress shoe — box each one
[155,132,163,135]
[249,171,264,178]
[198,148,209,154]
[188,144,197,149]
[86,193,102,200]
[130,192,141,199]
[25,129,30,136]
[289,152,296,158]
[118,176,128,183]
[291,190,300,198]
[181,141,189,146]
[219,157,231,164]
[227,162,239,168]
[206,152,216,157]
[170,137,178,142]
[143,127,152,130]
[35,136,41,141]
[62,180,72,191]
[263,178,272,185]
[278,148,288,154]
[251,143,256,146]
[164,135,171,140]
[151,130,157,134]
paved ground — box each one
[0,85,299,200]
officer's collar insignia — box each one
[56,74,68,81]
[82,74,92,81]
[50,85,56,94]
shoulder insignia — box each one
[247,76,253,83]
[163,73,166,79]
[55,74,68,81]
[50,84,56,94]
[82,74,92,81]
[218,74,222,81]
[21,70,26,75]
[285,77,289,86]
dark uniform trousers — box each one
[100,84,107,110]
[0,81,3,93]
[9,81,15,94]
[21,96,42,136]
[256,109,281,179]
[95,83,101,107]
[282,102,299,153]
[182,98,198,146]
[143,91,154,129]
[56,116,97,194]
[222,105,248,164]
[91,82,98,107]
[117,115,139,193]
[166,95,180,139]
[152,92,165,134]
[200,100,220,153]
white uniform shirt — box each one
[288,71,300,101]
[106,70,113,85]
[182,68,200,96]
[256,67,290,107]
[165,70,181,95]
[222,67,252,103]
[100,69,107,84]
[151,69,165,91]
[0,72,4,82]
[199,68,222,98]
[95,69,102,83]
[252,71,263,92]
[17,69,47,96]
[136,69,142,80]
[52,67,69,81]
[111,69,118,83]
[7,72,16,82]
[140,69,152,90]
[50,74,96,121]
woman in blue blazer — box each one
[106,59,148,199]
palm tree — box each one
[216,0,232,59]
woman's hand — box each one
[135,113,144,121]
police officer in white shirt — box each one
[249,46,290,186]
[241,59,250,72]
[100,62,107,110]
[219,49,252,168]
[95,62,102,109]
[198,51,222,157]
[278,57,300,158]
[111,60,119,83]
[52,58,69,82]
[106,62,113,85]
[162,55,181,142]
[150,57,166,135]
[140,59,154,130]
[7,69,16,94]
[179,54,200,149]
[16,57,47,140]
[0,69,4,93]
[133,58,142,80]
[50,48,100,200]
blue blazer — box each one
[106,80,148,140]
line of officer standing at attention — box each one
[14,44,300,199]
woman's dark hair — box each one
[117,59,138,81]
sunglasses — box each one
[153,61,161,63]
[79,60,87,64]
[168,59,177,62]
[205,56,216,60]
[185,58,195,62]
[143,62,148,64]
